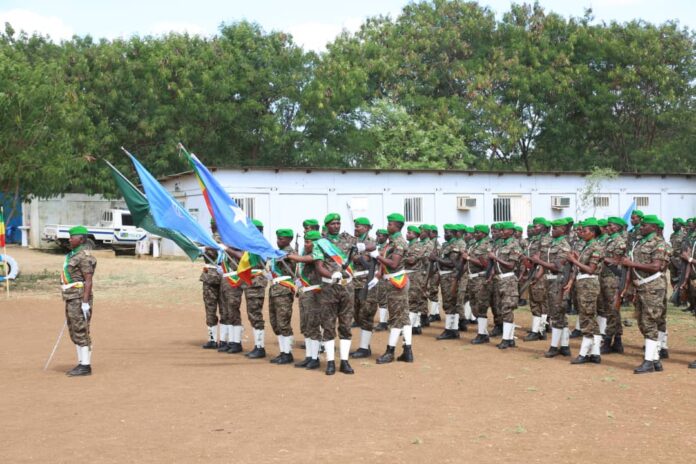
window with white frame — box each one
[493,197,512,222]
[403,197,423,222]
[594,196,610,207]
[633,196,649,208]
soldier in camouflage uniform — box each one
[60,226,97,377]
[350,217,379,358]
[565,218,603,364]
[431,224,462,340]
[427,226,442,322]
[599,217,628,355]
[287,230,324,370]
[593,219,611,344]
[316,213,356,375]
[532,219,572,358]
[267,229,296,365]
[620,215,669,373]
[374,229,390,331]
[372,213,414,364]
[488,222,523,349]
[200,220,224,349]
[569,222,587,337]
[523,218,552,341]
[404,225,428,336]
[453,225,471,331]
[225,219,269,359]
[682,219,696,368]
[668,218,687,290]
[466,225,493,344]
[297,219,320,346]
[418,224,435,327]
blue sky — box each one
[1,0,693,51]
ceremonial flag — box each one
[315,238,353,275]
[0,208,5,248]
[623,200,636,232]
[122,148,224,253]
[105,160,202,261]
[179,145,284,260]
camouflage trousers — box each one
[65,295,93,347]
[495,275,519,323]
[224,280,267,330]
[202,281,222,327]
[547,277,568,329]
[219,280,243,326]
[576,277,600,337]
[468,274,491,319]
[490,278,503,325]
[635,278,666,341]
[658,273,669,333]
[599,274,623,337]
[408,271,428,316]
[378,280,388,307]
[385,280,410,329]
[456,275,469,318]
[355,282,379,332]
[299,290,322,340]
[319,283,354,341]
[269,285,294,337]
[529,277,548,317]
[439,273,459,315]
[428,272,440,303]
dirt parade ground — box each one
[1,245,696,463]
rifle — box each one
[613,265,630,311]
[519,264,540,295]
[449,253,465,298]
[670,241,691,305]
[359,254,377,302]
[293,233,300,254]
[423,240,439,297]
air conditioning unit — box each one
[551,196,571,209]
[457,196,477,210]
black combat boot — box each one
[471,334,490,345]
[412,326,423,335]
[245,346,266,359]
[688,360,696,369]
[458,319,468,332]
[325,360,336,375]
[202,340,218,349]
[436,329,459,340]
[276,353,294,365]
[376,345,396,364]
[428,314,441,323]
[339,360,354,374]
[588,355,601,364]
[600,336,612,355]
[653,360,664,372]
[496,339,516,350]
[490,324,503,337]
[305,358,320,370]
[217,341,229,352]
[269,353,284,364]
[420,314,430,327]
[570,355,589,364]
[523,332,542,342]
[397,345,414,363]
[66,364,92,377]
[634,360,655,374]
[659,348,669,359]
[374,322,389,331]
[569,328,582,339]
[611,336,624,354]
[350,347,371,358]
[226,342,243,354]
[559,346,572,357]
[543,346,560,358]
[294,357,311,368]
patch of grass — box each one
[513,424,527,434]
[601,376,616,383]
[606,411,615,420]
[411,437,423,445]
[526,386,538,392]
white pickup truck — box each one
[42,209,148,253]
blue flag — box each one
[124,149,224,253]
[185,151,284,260]
[623,200,636,232]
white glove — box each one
[331,271,343,283]
[81,302,91,319]
[367,277,379,290]
[369,250,380,258]
[356,243,366,253]
[294,279,302,289]
[264,271,274,281]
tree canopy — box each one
[1,1,694,221]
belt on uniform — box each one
[321,276,353,286]
[60,282,84,291]
[383,270,405,280]
[204,264,219,269]
[545,274,559,280]
[272,276,292,285]
[222,271,238,278]
[633,271,662,286]
[576,273,598,280]
[438,270,453,276]
[300,285,321,293]
[468,271,485,278]
[353,270,369,277]
[495,272,515,280]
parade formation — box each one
[59,210,696,377]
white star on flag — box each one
[230,205,247,225]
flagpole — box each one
[2,206,9,299]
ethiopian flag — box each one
[0,208,6,248]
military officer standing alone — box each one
[60,226,97,377]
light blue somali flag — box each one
[124,149,224,252]
[187,153,284,260]
[623,200,636,232]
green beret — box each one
[69,225,88,236]
[304,230,321,241]
[513,225,523,232]
[419,224,428,230]
[632,210,644,218]
[465,226,475,234]
[407,225,421,234]
[607,217,627,227]
[673,218,685,225]
[387,213,405,223]
[474,224,490,234]
[688,218,695,223]
[376,228,388,235]
[642,214,661,225]
[443,223,455,231]
[429,225,438,232]
[276,228,293,238]
[501,222,515,230]
[657,219,664,228]
[532,217,547,225]
[491,223,502,230]
[581,218,598,227]
[597,219,608,227]
[551,219,567,227]
[354,217,371,226]
[252,219,263,228]
[564,217,574,223]
[302,219,319,227]
[324,213,340,224]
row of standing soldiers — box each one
[199,212,696,375]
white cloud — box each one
[287,17,364,52]
[0,9,74,41]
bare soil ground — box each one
[2,245,696,464]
